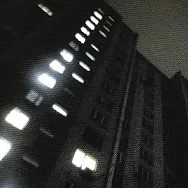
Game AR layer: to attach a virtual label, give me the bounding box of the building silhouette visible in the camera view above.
[0,0,187,188]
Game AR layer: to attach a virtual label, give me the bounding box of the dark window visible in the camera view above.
[142,118,154,133]
[142,134,153,148]
[140,149,153,165]
[138,165,152,184]
[97,95,113,111]
[90,108,108,128]
[83,127,104,150]
[102,82,115,95]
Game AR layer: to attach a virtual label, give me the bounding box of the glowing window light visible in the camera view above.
[5,107,29,130]
[22,155,39,167]
[26,90,43,106]
[98,8,104,14]
[108,16,115,22]
[85,52,95,61]
[60,49,74,62]
[52,103,68,117]
[85,20,95,30]
[38,73,56,89]
[72,149,97,171]
[79,61,90,72]
[50,60,65,74]
[91,44,100,52]
[0,138,11,161]
[90,16,99,25]
[103,25,110,32]
[72,73,84,84]
[81,27,90,36]
[75,33,86,44]
[37,4,53,16]
[99,30,107,38]
[94,11,103,20]
[106,20,112,26]
[40,127,54,138]
[69,41,79,51]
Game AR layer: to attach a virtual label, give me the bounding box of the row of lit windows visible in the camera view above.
[71,9,115,173]
[0,8,115,176]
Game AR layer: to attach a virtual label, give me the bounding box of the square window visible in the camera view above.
[5,107,30,130]
[60,49,74,62]
[72,149,97,171]
[50,60,66,74]
[0,137,11,161]
[38,73,56,89]
[26,90,43,106]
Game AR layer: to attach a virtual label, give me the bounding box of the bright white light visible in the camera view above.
[108,16,115,22]
[72,149,85,168]
[94,11,103,20]
[103,25,110,32]
[99,30,107,38]
[37,4,53,16]
[91,44,100,52]
[52,104,68,117]
[79,61,90,71]
[72,73,84,84]
[81,155,97,171]
[50,60,65,74]
[38,73,56,89]
[60,49,74,62]
[85,52,95,61]
[90,16,99,25]
[80,27,90,36]
[75,33,86,44]
[5,107,29,130]
[72,149,97,171]
[0,138,11,161]
[106,20,112,26]
[98,8,104,14]
[85,20,95,30]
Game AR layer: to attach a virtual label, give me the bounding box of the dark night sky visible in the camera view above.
[106,0,188,78]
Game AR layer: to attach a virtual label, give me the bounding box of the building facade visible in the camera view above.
[0,0,187,188]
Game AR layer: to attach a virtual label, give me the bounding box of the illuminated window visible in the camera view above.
[85,20,95,30]
[94,11,103,20]
[98,8,104,15]
[50,60,65,74]
[22,155,39,167]
[60,49,74,62]
[103,25,110,32]
[79,61,90,72]
[91,44,99,52]
[69,41,79,51]
[52,103,68,117]
[72,73,84,84]
[108,16,115,22]
[72,149,97,171]
[90,16,99,25]
[106,20,112,26]
[26,90,43,106]
[5,107,29,130]
[99,30,107,38]
[40,127,54,138]
[85,52,95,61]
[0,138,11,161]
[37,4,53,16]
[80,27,90,36]
[38,73,56,89]
[75,33,86,44]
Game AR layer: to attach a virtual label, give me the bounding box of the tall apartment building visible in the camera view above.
[0,0,186,188]
[0,0,137,187]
